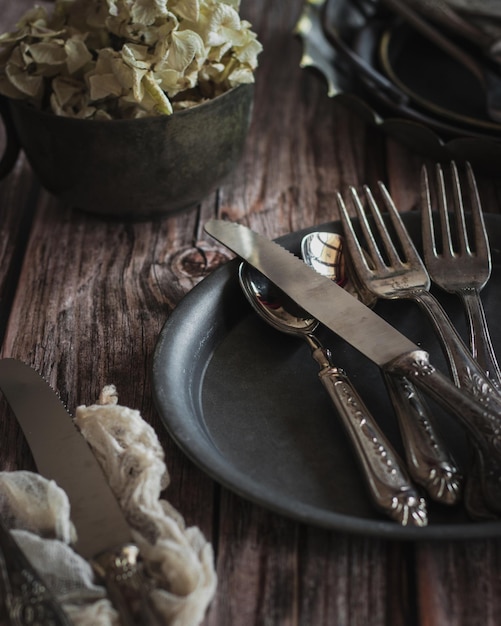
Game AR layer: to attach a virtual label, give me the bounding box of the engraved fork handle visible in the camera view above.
[409,289,501,408]
[386,349,501,515]
[0,518,72,625]
[310,345,428,527]
[408,289,501,518]
[383,373,462,505]
[459,288,501,389]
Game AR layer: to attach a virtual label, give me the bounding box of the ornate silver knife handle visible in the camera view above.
[93,545,160,626]
[0,517,72,626]
[386,349,501,515]
[384,373,463,505]
[311,346,428,527]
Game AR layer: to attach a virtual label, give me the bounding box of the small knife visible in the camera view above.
[204,219,501,513]
[0,359,159,626]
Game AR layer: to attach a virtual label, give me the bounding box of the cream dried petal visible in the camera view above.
[169,0,200,22]
[121,44,150,70]
[166,29,205,73]
[227,65,254,86]
[207,40,232,62]
[130,0,169,25]
[92,107,112,120]
[27,40,67,66]
[152,16,181,58]
[107,0,120,18]
[205,3,241,47]
[110,54,147,100]
[65,35,93,74]
[52,75,84,106]
[234,35,262,68]
[16,6,49,30]
[197,60,224,83]
[5,62,43,97]
[143,73,173,114]
[112,59,141,91]
[88,71,123,100]
[92,47,115,74]
[50,77,91,117]
[0,27,34,46]
[153,67,180,93]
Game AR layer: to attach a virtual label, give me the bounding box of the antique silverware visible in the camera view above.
[421,161,501,388]
[335,185,501,516]
[0,516,72,625]
[301,231,462,505]
[421,160,501,519]
[238,258,428,526]
[335,183,501,408]
[0,359,160,626]
[204,219,501,515]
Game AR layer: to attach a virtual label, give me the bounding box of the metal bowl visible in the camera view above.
[0,84,254,219]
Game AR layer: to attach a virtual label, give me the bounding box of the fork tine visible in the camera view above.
[435,163,455,258]
[336,190,373,274]
[348,186,391,271]
[450,161,471,256]
[376,181,426,270]
[362,184,403,268]
[465,161,491,261]
[421,165,438,261]
[337,188,386,273]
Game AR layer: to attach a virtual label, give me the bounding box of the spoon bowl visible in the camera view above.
[239,264,318,341]
[301,231,376,307]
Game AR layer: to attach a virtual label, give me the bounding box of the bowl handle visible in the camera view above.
[0,97,21,180]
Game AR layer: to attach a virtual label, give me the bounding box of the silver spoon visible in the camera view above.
[238,249,428,527]
[301,231,463,505]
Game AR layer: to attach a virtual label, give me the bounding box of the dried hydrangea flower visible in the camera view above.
[0,0,262,119]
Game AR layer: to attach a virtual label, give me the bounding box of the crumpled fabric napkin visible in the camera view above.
[0,385,217,625]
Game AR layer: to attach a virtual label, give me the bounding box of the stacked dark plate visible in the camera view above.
[300,0,501,172]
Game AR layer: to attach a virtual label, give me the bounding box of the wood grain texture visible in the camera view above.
[1,1,501,625]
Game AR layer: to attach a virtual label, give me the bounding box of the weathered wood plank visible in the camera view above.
[1,1,501,625]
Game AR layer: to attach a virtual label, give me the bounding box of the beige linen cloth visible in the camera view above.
[0,385,217,625]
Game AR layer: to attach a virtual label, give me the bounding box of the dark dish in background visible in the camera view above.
[297,0,501,173]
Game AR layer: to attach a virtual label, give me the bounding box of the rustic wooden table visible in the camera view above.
[1,1,501,624]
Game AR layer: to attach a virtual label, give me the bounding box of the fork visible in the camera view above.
[421,161,501,389]
[421,161,501,518]
[336,183,501,515]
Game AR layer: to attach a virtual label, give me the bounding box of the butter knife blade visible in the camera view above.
[204,219,501,511]
[0,358,159,626]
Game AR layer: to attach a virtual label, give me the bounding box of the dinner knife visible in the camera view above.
[204,219,501,514]
[0,358,159,626]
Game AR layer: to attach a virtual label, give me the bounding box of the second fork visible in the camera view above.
[336,182,501,515]
[337,182,501,412]
[421,161,501,389]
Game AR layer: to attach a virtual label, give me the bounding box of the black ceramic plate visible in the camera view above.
[153,213,501,539]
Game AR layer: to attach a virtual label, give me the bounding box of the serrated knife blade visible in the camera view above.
[204,219,501,513]
[0,358,159,626]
